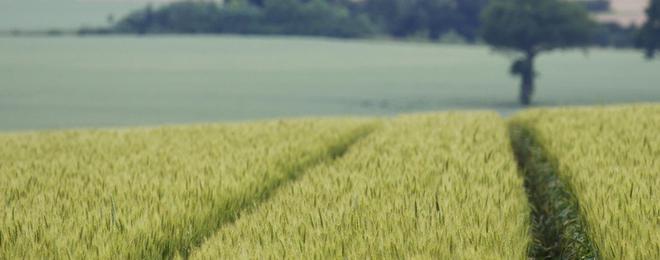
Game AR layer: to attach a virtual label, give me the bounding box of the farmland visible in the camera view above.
[191,112,530,259]
[0,119,374,258]
[512,105,660,259]
[2,1,659,258]
[2,36,660,131]
[1,104,659,259]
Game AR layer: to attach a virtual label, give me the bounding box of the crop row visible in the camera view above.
[191,112,531,259]
[0,119,374,259]
[512,105,659,259]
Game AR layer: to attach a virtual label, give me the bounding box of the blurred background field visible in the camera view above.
[1,36,659,131]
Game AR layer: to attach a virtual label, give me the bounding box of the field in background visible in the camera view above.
[1,36,659,131]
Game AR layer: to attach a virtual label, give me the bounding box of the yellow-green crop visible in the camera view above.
[512,104,660,259]
[191,112,531,259]
[0,119,374,259]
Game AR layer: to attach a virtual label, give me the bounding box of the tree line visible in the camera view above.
[107,0,373,38]
[86,0,489,41]
[82,0,644,47]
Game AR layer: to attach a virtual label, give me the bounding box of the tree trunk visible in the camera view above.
[520,52,536,106]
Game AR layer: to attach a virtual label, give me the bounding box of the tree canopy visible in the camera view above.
[360,0,487,41]
[481,0,594,54]
[82,0,639,48]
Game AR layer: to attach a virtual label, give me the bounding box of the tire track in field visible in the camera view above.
[508,123,598,259]
[176,123,380,259]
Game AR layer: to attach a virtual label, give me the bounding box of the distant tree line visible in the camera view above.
[77,0,657,54]
[77,0,644,48]
[106,0,375,38]
[77,0,484,42]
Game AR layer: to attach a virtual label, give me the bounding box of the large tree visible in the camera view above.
[637,0,660,59]
[481,0,594,105]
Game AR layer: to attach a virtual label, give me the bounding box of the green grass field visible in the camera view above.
[2,36,659,131]
[2,104,657,258]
